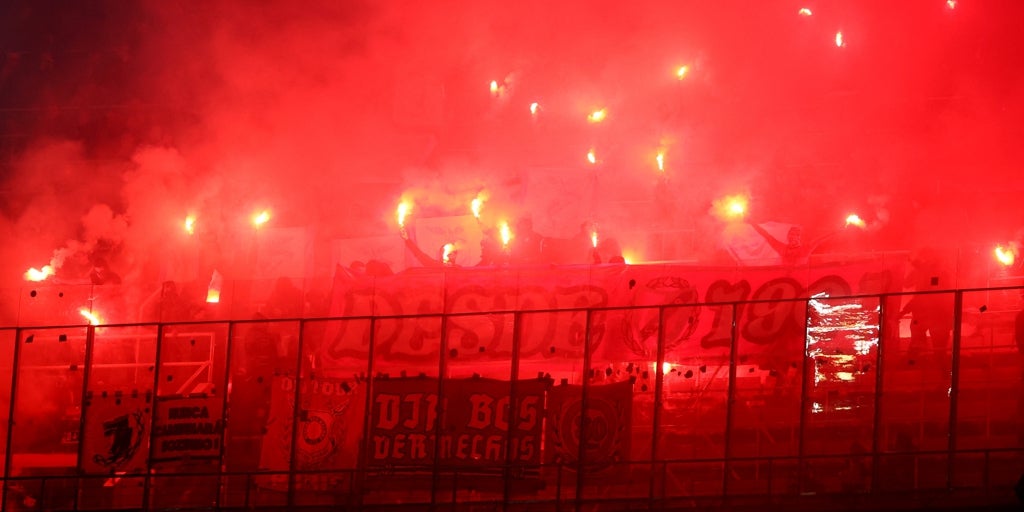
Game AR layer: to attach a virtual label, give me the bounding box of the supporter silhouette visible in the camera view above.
[746,220,838,266]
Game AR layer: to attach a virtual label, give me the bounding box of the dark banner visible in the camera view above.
[151,395,224,464]
[80,390,151,475]
[546,380,632,475]
[369,377,548,472]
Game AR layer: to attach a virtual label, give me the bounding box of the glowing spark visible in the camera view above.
[252,210,271,228]
[946,0,956,8]
[656,152,665,172]
[24,265,54,282]
[184,215,196,235]
[396,201,412,228]
[587,109,607,123]
[529,102,539,115]
[442,243,456,265]
[798,7,813,16]
[587,149,597,164]
[676,65,689,79]
[995,245,1016,266]
[80,308,101,326]
[835,31,845,47]
[499,221,512,248]
[845,214,866,228]
[591,229,599,248]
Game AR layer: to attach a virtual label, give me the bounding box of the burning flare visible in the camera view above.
[591,229,599,249]
[25,265,54,282]
[845,214,866,228]
[798,7,813,16]
[184,215,196,235]
[471,193,487,220]
[499,221,512,248]
[80,308,101,326]
[656,152,665,172]
[529,102,539,115]
[587,149,597,165]
[587,108,607,123]
[396,200,412,228]
[946,0,956,9]
[711,194,748,221]
[995,245,1016,267]
[489,80,499,95]
[676,65,689,79]
[442,243,456,265]
[252,210,271,228]
[207,270,223,304]
[835,31,845,47]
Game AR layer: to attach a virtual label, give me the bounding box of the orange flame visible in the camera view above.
[675,65,689,79]
[471,193,487,220]
[591,229,598,249]
[995,245,1016,267]
[652,361,672,374]
[396,200,412,228]
[206,270,222,303]
[80,308,101,326]
[499,221,512,248]
[835,31,844,47]
[252,210,271,228]
[798,7,813,16]
[587,108,607,123]
[845,214,866,228]
[184,215,196,235]
[656,152,665,172]
[24,265,54,282]
[442,243,456,265]
[529,102,539,115]
[587,149,597,165]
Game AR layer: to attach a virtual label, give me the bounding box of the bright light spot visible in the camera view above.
[184,215,196,235]
[995,245,1016,266]
[252,210,271,228]
[207,270,222,303]
[206,289,221,304]
[591,229,599,248]
[80,308,101,326]
[711,194,749,221]
[651,361,672,374]
[812,402,823,414]
[471,194,486,219]
[620,249,638,264]
[656,152,665,172]
[489,80,499,95]
[499,221,512,247]
[947,0,956,8]
[24,265,54,282]
[442,243,456,265]
[835,31,845,47]
[675,65,689,79]
[529,102,539,115]
[845,213,866,228]
[587,108,607,123]
[798,7,813,16]
[396,200,412,228]
[587,149,597,164]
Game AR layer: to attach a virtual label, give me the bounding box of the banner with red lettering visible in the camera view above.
[545,381,632,476]
[259,375,363,492]
[320,258,904,373]
[369,377,548,475]
[151,395,224,464]
[80,390,151,475]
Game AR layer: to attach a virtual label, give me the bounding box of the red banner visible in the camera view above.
[369,377,548,472]
[545,381,632,475]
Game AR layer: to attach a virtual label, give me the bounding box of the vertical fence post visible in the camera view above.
[214,322,234,509]
[946,291,964,489]
[574,309,593,512]
[871,294,887,493]
[141,323,164,510]
[2,328,26,512]
[649,307,666,510]
[357,317,377,510]
[286,320,306,507]
[722,304,740,497]
[503,311,523,512]
[73,324,97,510]
[431,312,449,511]
[797,299,812,493]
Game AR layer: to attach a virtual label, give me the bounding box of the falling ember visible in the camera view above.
[499,221,512,248]
[587,149,597,164]
[845,214,866,228]
[80,308,101,326]
[529,102,539,115]
[587,108,607,123]
[656,152,665,172]
[835,31,844,47]
[184,215,196,235]
[442,243,456,265]
[396,201,412,228]
[675,65,689,79]
[798,7,813,16]
[995,245,1016,267]
[252,210,271,228]
[24,265,54,282]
